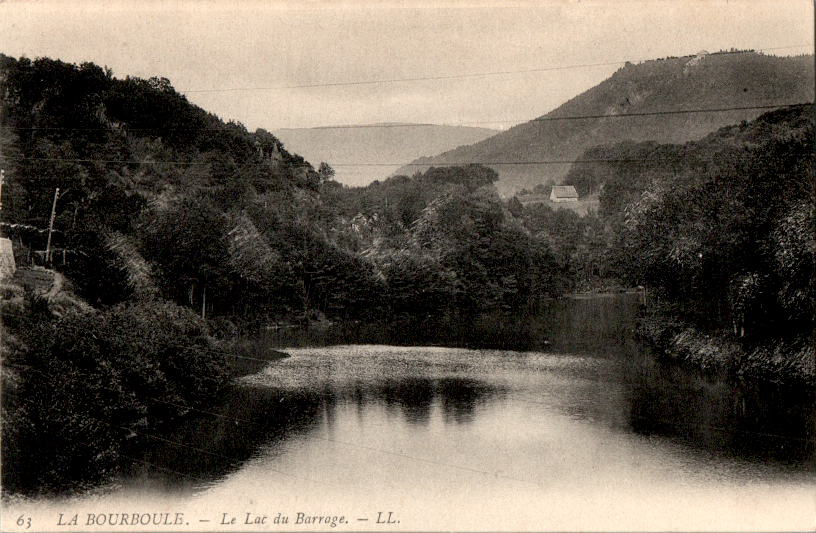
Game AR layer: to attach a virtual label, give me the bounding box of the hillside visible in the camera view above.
[1,54,574,493]
[600,103,814,382]
[2,54,813,496]
[274,123,497,186]
[397,51,814,195]
[571,103,814,226]
[0,55,566,325]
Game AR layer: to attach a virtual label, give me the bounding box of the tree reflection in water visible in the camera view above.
[128,295,814,492]
[135,375,504,489]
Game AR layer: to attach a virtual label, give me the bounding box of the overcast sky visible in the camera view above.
[1,1,812,130]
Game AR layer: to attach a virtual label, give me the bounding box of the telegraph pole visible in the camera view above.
[0,169,5,237]
[45,187,59,265]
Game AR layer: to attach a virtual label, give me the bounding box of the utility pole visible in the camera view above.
[45,187,59,266]
[0,169,5,237]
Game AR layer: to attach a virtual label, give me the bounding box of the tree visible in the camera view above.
[318,162,336,183]
[507,196,524,217]
[140,196,230,315]
[4,300,228,493]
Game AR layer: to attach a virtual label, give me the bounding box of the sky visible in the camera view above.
[0,0,813,131]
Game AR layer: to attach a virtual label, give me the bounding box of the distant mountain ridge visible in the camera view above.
[396,51,814,195]
[274,122,497,187]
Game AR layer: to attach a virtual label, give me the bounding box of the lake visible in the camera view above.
[5,295,814,531]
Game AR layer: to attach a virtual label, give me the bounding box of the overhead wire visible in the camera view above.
[0,311,289,364]
[2,102,811,132]
[1,148,811,172]
[8,359,811,492]
[10,369,545,488]
[175,45,812,93]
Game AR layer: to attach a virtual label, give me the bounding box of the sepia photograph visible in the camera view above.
[0,0,813,531]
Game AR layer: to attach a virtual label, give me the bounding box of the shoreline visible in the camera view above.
[636,314,815,389]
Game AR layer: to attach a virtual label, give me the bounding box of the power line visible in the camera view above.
[107,424,350,489]
[16,362,813,489]
[0,312,291,364]
[188,59,629,92]
[267,100,807,128]
[326,159,651,168]
[144,397,546,487]
[177,45,812,93]
[14,395,327,487]
[75,439,212,484]
[2,101,811,132]
[2,149,811,172]
[473,102,813,125]
[12,368,545,488]
[18,398,217,484]
[173,342,290,365]
[0,155,653,167]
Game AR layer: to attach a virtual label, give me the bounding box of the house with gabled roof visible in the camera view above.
[549,185,579,203]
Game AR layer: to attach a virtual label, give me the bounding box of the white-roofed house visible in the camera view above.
[549,185,579,203]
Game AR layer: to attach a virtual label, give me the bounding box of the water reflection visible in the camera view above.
[355,377,502,425]
[378,378,437,425]
[252,294,640,353]
[131,385,326,491]
[136,375,504,488]
[128,294,814,494]
[438,378,498,424]
[628,352,816,466]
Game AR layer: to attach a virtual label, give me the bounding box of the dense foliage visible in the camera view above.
[1,300,229,493]
[321,165,568,314]
[1,55,567,325]
[0,55,573,494]
[563,105,814,346]
[2,53,811,495]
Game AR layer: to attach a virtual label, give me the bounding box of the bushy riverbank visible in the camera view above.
[0,278,239,495]
[637,314,815,387]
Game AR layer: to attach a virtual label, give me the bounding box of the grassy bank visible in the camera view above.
[637,314,815,388]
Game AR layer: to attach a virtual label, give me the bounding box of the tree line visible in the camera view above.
[2,55,810,494]
[0,56,570,493]
[557,104,814,355]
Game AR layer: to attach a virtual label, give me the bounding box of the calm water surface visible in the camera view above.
[8,295,815,531]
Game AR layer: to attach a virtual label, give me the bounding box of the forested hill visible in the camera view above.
[397,51,814,195]
[0,54,319,213]
[274,123,497,187]
[566,103,814,225]
[585,104,814,378]
[0,55,567,327]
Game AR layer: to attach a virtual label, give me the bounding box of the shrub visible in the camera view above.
[2,300,229,494]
